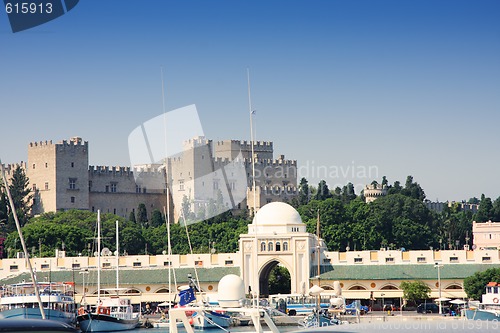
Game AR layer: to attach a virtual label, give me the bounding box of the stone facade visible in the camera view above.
[364,183,388,203]
[473,220,500,250]
[16,136,295,219]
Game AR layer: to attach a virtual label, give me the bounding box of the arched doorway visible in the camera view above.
[259,260,291,297]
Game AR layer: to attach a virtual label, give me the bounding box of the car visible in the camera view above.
[416,303,439,313]
[345,301,369,315]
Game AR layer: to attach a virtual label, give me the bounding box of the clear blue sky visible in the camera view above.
[1,0,499,202]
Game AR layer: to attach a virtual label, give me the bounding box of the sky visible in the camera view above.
[0,0,499,202]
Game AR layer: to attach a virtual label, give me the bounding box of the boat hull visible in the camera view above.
[192,311,231,329]
[77,313,139,332]
[0,308,75,324]
[464,309,500,321]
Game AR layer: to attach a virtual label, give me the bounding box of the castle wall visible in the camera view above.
[214,140,273,160]
[53,137,89,211]
[89,192,167,219]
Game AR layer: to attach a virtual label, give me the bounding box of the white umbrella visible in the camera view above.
[449,299,467,305]
[435,297,451,302]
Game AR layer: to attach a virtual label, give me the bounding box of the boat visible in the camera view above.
[299,211,343,328]
[76,213,140,332]
[464,281,500,321]
[192,310,231,329]
[0,318,78,333]
[0,281,76,324]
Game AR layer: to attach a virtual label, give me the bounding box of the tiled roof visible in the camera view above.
[0,267,241,286]
[317,264,500,280]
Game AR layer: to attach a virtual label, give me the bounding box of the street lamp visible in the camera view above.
[434,263,443,314]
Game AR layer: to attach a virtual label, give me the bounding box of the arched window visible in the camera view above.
[268,242,274,251]
[260,242,266,251]
[276,242,281,251]
[283,242,289,251]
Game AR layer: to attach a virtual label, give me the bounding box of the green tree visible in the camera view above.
[464,268,500,300]
[128,211,136,223]
[475,194,493,222]
[400,281,431,305]
[314,180,332,201]
[137,203,148,227]
[150,209,164,228]
[7,165,33,228]
[268,265,291,295]
[298,177,309,205]
[401,175,426,201]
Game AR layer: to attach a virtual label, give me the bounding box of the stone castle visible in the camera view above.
[7,136,297,220]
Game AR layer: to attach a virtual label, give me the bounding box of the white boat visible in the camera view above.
[77,212,139,332]
[464,281,500,321]
[192,310,231,329]
[0,282,76,324]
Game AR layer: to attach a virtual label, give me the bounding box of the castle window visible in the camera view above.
[32,184,36,191]
[213,181,219,190]
[179,180,184,191]
[69,178,77,190]
[136,185,140,193]
[231,182,236,190]
[110,183,117,193]
[268,242,274,251]
[71,162,74,168]
[89,181,92,191]
[32,163,35,169]
[45,162,48,168]
[283,242,288,251]
[143,188,147,193]
[105,185,109,192]
[260,242,266,251]
[45,182,49,190]
[70,197,75,203]
[276,242,281,251]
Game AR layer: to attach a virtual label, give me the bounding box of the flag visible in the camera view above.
[178,287,196,306]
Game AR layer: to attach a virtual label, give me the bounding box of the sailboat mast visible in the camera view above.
[97,210,101,304]
[116,220,119,291]
[247,68,257,214]
[316,209,321,311]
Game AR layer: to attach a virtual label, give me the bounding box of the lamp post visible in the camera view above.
[434,263,443,314]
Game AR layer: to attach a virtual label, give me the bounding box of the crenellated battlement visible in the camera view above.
[2,162,27,176]
[247,184,298,195]
[242,157,297,167]
[29,137,88,149]
[89,165,134,176]
[215,139,273,150]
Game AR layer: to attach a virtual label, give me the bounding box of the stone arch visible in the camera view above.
[445,284,463,290]
[259,258,292,297]
[380,284,399,290]
[155,288,170,293]
[348,285,367,290]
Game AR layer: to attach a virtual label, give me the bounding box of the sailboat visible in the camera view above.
[76,212,139,332]
[300,210,340,328]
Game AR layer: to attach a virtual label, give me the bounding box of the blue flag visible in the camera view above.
[178,287,196,306]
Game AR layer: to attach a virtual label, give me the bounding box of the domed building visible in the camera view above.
[239,202,327,296]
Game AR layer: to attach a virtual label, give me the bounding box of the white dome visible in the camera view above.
[252,202,303,226]
[218,274,245,308]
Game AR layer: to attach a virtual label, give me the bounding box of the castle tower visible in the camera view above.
[28,137,89,214]
[364,183,388,203]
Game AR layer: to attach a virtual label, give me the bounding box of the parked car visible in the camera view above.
[417,303,439,313]
[345,301,369,315]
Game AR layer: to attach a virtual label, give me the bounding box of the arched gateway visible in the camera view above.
[239,202,326,297]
